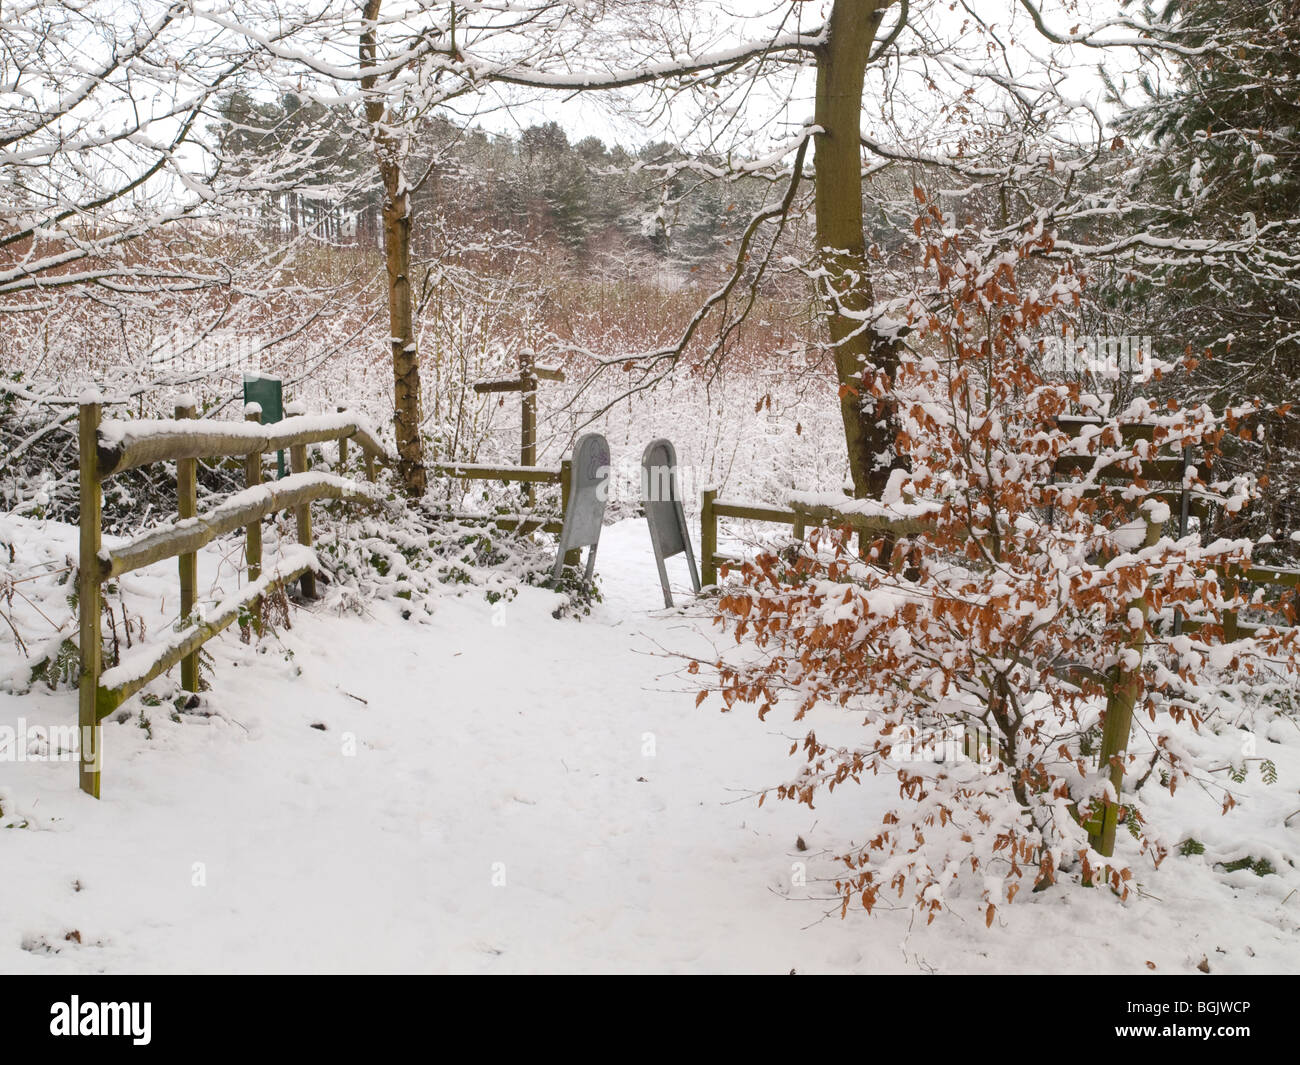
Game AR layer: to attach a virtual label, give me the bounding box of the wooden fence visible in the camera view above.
[699,491,938,586]
[429,460,572,536]
[77,400,392,798]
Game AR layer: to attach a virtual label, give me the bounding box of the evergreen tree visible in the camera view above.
[1111,0,1300,539]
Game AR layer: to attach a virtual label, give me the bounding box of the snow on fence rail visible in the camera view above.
[97,546,317,706]
[700,418,1255,593]
[698,490,940,586]
[76,398,394,799]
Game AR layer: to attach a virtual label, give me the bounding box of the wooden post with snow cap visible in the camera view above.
[78,398,103,798]
[175,401,200,693]
[1089,502,1165,861]
[244,403,264,634]
[285,400,316,599]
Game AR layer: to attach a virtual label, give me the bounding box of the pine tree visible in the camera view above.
[1111,0,1300,540]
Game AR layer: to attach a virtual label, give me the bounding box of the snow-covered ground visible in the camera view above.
[2,514,1298,974]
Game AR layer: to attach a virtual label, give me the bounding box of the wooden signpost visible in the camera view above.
[473,350,565,506]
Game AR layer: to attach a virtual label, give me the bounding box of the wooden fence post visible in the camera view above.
[701,487,718,586]
[175,403,199,692]
[559,457,580,567]
[1089,513,1163,859]
[290,441,316,598]
[1222,565,1241,643]
[244,407,264,634]
[78,401,103,798]
[364,447,376,483]
[337,406,349,472]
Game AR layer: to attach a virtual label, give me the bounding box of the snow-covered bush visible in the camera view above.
[312,505,592,621]
[699,223,1300,924]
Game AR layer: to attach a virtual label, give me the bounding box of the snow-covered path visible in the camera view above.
[2,519,1298,973]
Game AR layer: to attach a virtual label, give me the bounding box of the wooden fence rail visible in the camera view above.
[77,401,393,798]
[699,493,936,585]
[430,459,573,537]
[700,490,1298,624]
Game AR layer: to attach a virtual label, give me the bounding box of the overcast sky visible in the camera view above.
[457,1,1135,154]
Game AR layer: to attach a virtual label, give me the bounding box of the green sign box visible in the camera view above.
[242,373,286,478]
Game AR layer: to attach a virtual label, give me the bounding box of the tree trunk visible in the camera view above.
[361,0,427,497]
[379,160,427,496]
[813,0,904,500]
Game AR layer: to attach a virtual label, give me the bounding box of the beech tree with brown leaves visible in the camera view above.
[699,212,1300,925]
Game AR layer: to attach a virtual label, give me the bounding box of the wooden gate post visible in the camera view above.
[78,401,103,798]
[290,441,316,598]
[244,406,264,634]
[521,387,536,471]
[559,457,580,567]
[701,487,718,586]
[521,353,537,509]
[337,406,349,472]
[175,403,199,692]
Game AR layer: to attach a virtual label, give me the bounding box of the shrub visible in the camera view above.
[699,223,1299,924]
